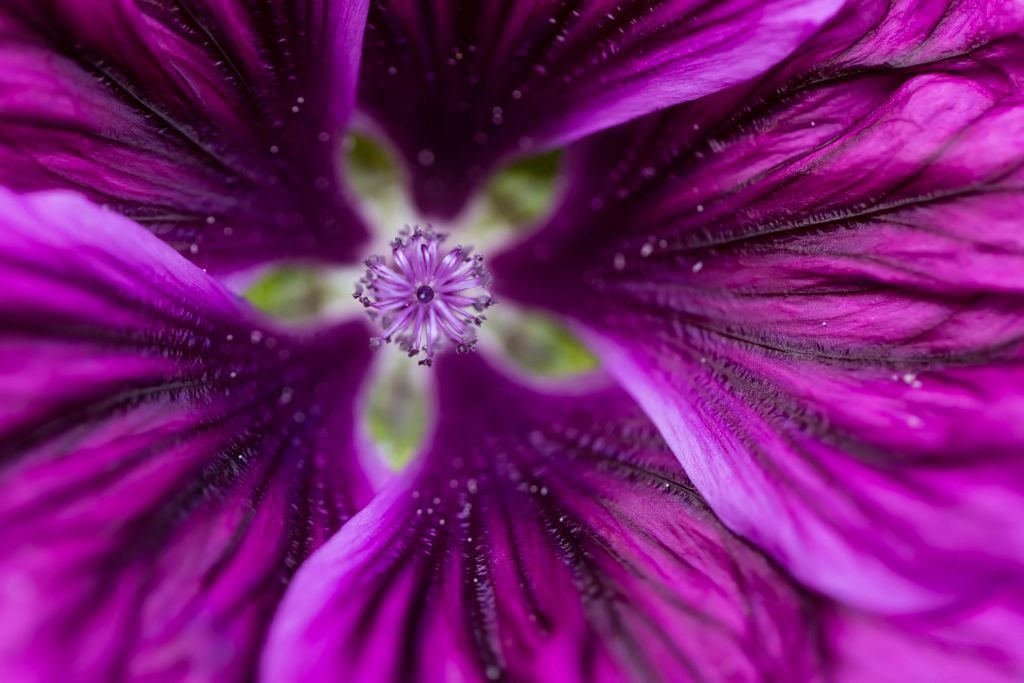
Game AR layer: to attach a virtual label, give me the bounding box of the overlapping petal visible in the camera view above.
[0,0,371,271]
[0,190,376,682]
[494,17,1024,611]
[263,353,820,683]
[358,0,843,217]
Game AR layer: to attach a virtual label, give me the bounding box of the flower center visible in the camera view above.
[355,226,494,366]
[415,285,435,303]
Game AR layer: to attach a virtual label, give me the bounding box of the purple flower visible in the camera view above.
[2,1,1024,682]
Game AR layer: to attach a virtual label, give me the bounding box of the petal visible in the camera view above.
[826,589,1024,682]
[263,353,820,683]
[0,0,371,271]
[0,189,376,682]
[358,0,843,217]
[494,32,1024,612]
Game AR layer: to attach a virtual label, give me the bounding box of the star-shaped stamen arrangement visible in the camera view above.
[355,226,494,366]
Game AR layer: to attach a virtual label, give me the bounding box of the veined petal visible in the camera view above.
[0,0,371,271]
[0,190,376,682]
[263,353,820,683]
[494,28,1024,611]
[358,0,843,217]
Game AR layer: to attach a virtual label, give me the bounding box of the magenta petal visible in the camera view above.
[0,0,371,271]
[494,29,1024,611]
[826,589,1024,682]
[0,190,375,682]
[263,353,820,682]
[359,0,843,217]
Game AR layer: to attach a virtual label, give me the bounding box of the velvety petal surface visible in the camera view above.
[264,353,821,683]
[0,0,370,271]
[826,588,1024,682]
[494,14,1024,612]
[358,0,843,217]
[0,190,376,682]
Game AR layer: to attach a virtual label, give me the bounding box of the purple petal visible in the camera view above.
[358,0,843,217]
[493,31,1024,611]
[0,189,376,682]
[826,589,1024,682]
[263,353,819,682]
[0,0,371,271]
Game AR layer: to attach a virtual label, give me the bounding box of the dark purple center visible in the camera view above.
[416,285,435,303]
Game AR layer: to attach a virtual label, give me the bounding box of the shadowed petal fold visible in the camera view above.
[494,16,1024,612]
[264,353,821,683]
[358,0,843,217]
[0,0,370,271]
[0,190,376,682]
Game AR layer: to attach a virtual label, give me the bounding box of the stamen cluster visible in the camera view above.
[355,226,494,366]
